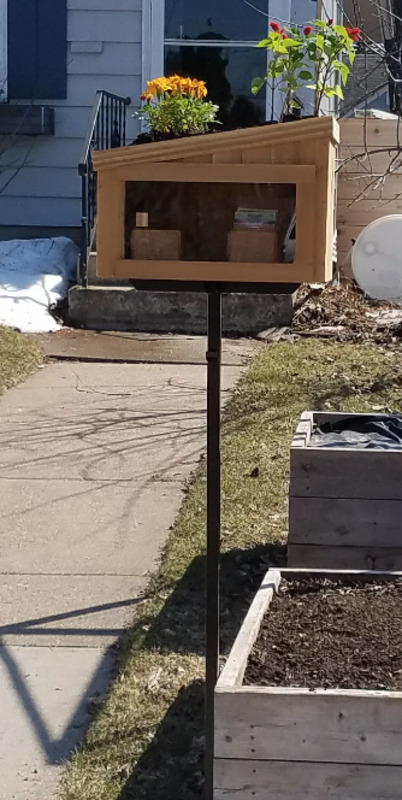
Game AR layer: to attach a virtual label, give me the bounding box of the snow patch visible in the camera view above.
[0,237,78,333]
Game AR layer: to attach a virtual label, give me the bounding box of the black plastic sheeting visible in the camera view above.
[310,415,402,450]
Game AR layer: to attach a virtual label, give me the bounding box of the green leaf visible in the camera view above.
[316,34,325,51]
[333,83,345,99]
[256,38,271,48]
[298,70,314,80]
[282,38,301,48]
[251,76,265,96]
[312,19,327,29]
[324,84,344,99]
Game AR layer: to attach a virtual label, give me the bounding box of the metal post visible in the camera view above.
[205,287,222,800]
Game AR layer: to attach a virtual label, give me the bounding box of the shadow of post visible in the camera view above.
[117,542,287,799]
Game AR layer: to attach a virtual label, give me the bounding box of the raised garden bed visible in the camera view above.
[215,569,402,800]
[288,411,402,570]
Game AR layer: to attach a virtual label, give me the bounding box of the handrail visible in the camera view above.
[78,90,131,286]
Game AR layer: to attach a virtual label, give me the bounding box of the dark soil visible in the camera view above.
[245,577,402,691]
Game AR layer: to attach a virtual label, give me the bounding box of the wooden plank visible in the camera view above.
[96,173,125,278]
[337,197,402,217]
[212,149,243,163]
[114,259,312,283]
[310,138,336,282]
[340,117,402,148]
[214,759,402,800]
[338,207,402,228]
[288,544,402,571]
[290,448,402,500]
[217,570,281,689]
[215,687,402,764]
[114,163,315,184]
[289,496,402,548]
[93,116,339,170]
[340,148,401,175]
[337,173,402,201]
[241,146,272,165]
[337,226,364,252]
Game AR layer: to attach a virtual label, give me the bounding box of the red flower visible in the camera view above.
[270,21,281,32]
[282,32,289,39]
[346,26,361,42]
[304,26,313,35]
[328,18,333,25]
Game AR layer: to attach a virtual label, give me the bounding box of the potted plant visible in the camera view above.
[252,19,360,120]
[134,74,220,143]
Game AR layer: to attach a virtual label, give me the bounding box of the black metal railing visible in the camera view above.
[78,91,131,286]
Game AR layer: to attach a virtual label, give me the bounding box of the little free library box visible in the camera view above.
[93,116,339,284]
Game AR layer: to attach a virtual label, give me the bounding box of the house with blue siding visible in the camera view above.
[0,0,335,242]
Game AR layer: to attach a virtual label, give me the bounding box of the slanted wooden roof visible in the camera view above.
[93,115,340,171]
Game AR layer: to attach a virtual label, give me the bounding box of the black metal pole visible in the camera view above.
[205,287,222,800]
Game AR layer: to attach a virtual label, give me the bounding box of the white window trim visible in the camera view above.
[0,0,8,102]
[142,0,165,88]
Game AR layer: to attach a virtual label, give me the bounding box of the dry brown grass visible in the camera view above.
[0,326,42,395]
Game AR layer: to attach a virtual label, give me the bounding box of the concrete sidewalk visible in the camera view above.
[0,337,256,800]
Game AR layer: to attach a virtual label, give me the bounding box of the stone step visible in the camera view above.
[68,285,295,335]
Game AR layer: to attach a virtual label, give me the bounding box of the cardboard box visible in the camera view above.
[130,229,181,260]
[227,230,279,263]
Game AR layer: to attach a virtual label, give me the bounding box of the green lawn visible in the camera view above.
[0,326,42,396]
[61,339,402,800]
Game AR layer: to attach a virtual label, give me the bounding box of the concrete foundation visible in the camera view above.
[68,286,295,335]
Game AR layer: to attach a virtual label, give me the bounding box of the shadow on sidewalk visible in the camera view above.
[0,595,144,765]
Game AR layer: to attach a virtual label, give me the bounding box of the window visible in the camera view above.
[7,0,67,100]
[164,0,271,128]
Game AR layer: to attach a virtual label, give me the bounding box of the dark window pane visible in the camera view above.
[165,45,267,129]
[165,0,268,42]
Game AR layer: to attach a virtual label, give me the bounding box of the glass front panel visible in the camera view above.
[164,45,267,128]
[165,0,269,42]
[125,182,296,265]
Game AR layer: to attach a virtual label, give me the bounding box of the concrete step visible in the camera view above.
[68,285,295,335]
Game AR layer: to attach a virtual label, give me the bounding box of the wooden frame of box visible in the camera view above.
[215,567,402,800]
[288,411,402,570]
[93,116,339,284]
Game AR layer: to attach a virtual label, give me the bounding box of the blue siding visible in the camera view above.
[8,0,67,100]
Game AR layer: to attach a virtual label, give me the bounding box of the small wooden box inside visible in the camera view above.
[227,230,278,262]
[288,411,402,570]
[130,229,181,260]
[215,567,402,800]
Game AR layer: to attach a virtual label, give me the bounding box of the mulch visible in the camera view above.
[245,577,402,691]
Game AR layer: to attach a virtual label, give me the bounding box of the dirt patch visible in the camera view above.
[245,577,402,690]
